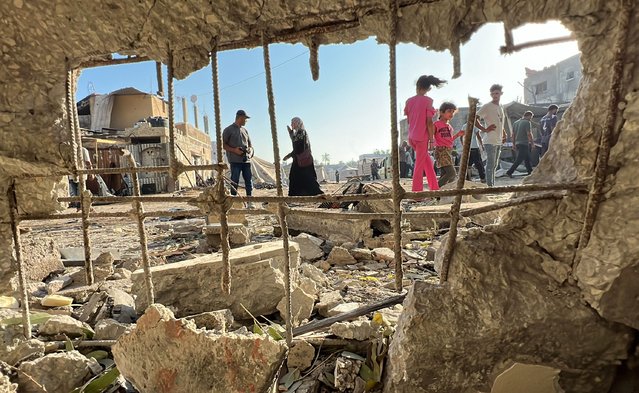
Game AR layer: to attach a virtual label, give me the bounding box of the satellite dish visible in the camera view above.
[190,95,198,103]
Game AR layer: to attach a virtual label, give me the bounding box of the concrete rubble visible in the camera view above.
[132,240,300,318]
[112,304,287,393]
[184,309,234,332]
[18,351,98,393]
[0,0,638,391]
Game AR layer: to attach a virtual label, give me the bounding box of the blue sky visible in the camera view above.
[77,21,579,164]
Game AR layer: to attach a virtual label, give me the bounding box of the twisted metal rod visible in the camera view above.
[387,0,405,292]
[574,0,633,269]
[167,51,180,191]
[439,97,479,283]
[127,154,155,305]
[262,32,294,345]
[7,183,31,339]
[56,181,586,205]
[211,41,233,295]
[70,69,95,285]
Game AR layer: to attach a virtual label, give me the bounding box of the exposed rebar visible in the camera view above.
[127,154,155,305]
[574,0,633,269]
[387,0,405,292]
[210,40,233,295]
[7,183,31,339]
[439,96,479,283]
[167,51,180,191]
[263,32,294,345]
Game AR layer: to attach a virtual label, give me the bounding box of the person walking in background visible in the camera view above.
[404,75,446,193]
[335,170,340,183]
[433,102,464,187]
[462,120,486,183]
[399,140,409,178]
[506,111,535,177]
[283,117,323,196]
[223,110,254,202]
[540,104,558,156]
[475,84,507,187]
[370,159,380,180]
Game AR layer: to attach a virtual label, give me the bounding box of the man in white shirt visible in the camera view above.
[475,84,508,187]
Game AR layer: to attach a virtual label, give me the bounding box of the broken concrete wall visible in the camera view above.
[0,0,637,391]
[113,304,287,393]
[132,240,299,318]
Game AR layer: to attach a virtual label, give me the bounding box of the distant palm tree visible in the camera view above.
[321,153,330,165]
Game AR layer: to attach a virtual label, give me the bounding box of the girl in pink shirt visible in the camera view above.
[433,102,464,187]
[404,75,446,194]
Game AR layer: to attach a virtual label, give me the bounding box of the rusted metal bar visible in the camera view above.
[7,183,31,339]
[262,33,294,345]
[500,34,575,55]
[439,97,479,283]
[70,70,95,286]
[387,0,405,292]
[167,51,179,191]
[56,182,585,205]
[459,192,567,218]
[293,293,406,336]
[210,41,233,295]
[155,61,164,97]
[575,0,632,267]
[127,155,155,305]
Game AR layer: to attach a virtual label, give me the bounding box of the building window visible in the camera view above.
[566,70,575,80]
[534,81,547,95]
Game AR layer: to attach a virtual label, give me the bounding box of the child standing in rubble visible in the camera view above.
[433,102,464,187]
[404,75,446,195]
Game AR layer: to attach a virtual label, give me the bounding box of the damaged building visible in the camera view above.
[0,0,638,393]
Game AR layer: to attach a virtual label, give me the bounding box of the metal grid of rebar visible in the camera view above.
[6,5,622,340]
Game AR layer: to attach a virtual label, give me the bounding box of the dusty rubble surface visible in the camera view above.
[1,0,639,392]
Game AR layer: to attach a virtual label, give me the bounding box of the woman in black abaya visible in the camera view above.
[283,117,324,196]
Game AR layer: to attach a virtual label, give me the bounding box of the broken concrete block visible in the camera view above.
[0,296,18,309]
[314,260,331,272]
[18,350,96,393]
[113,304,287,393]
[46,275,73,294]
[350,248,373,261]
[372,247,395,263]
[299,277,319,299]
[39,315,94,338]
[0,338,45,366]
[109,267,132,280]
[330,320,376,341]
[326,302,360,317]
[300,264,329,287]
[202,223,250,249]
[132,240,300,318]
[277,287,315,326]
[68,251,115,285]
[94,318,131,340]
[317,291,343,317]
[288,340,315,371]
[287,210,372,243]
[21,237,64,282]
[292,233,325,261]
[184,309,234,331]
[327,246,358,266]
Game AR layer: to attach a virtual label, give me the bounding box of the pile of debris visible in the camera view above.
[0,201,446,392]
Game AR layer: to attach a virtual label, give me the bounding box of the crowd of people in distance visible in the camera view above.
[219,75,560,206]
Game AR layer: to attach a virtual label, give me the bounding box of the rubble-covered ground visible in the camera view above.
[0,177,522,392]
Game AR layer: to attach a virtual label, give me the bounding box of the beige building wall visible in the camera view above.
[110,94,167,130]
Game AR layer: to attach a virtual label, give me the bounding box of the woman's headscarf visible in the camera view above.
[291,117,305,131]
